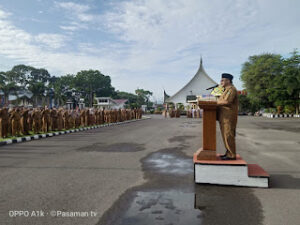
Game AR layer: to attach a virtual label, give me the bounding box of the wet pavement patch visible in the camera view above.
[97,147,200,225]
[77,142,145,152]
[98,142,263,225]
[144,151,193,175]
[118,191,202,225]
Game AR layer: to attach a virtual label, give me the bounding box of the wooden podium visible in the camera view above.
[196,100,217,160]
[193,100,270,187]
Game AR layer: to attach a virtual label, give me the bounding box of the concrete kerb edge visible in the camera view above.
[262,113,300,118]
[0,116,151,147]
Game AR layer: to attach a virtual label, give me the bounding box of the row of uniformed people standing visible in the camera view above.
[163,109,201,118]
[0,107,143,138]
[166,109,181,118]
[186,109,202,118]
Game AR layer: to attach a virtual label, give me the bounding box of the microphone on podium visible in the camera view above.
[206,84,219,90]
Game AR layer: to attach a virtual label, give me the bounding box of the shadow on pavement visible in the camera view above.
[270,174,300,189]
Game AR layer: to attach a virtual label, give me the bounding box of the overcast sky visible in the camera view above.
[0,0,299,102]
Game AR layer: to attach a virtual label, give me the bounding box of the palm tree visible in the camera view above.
[28,81,46,107]
[25,68,51,107]
[48,75,73,107]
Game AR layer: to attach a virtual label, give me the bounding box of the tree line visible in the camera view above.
[0,65,153,109]
[240,49,300,114]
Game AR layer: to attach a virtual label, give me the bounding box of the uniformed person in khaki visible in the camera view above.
[32,108,42,134]
[10,107,22,136]
[50,108,58,131]
[80,109,86,127]
[0,107,9,138]
[217,73,238,160]
[21,107,30,135]
[85,109,89,126]
[57,108,63,130]
[63,110,70,130]
[75,109,81,128]
[41,107,51,133]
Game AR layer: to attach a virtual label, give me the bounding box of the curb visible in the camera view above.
[262,113,300,118]
[0,116,151,147]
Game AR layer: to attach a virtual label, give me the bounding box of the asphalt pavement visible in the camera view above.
[0,115,299,225]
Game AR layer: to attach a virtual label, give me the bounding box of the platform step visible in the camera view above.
[194,154,269,188]
[248,164,270,178]
[194,153,246,165]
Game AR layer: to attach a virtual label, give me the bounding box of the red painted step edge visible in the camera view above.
[193,153,247,165]
[248,164,270,178]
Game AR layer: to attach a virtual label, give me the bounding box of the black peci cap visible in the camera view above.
[222,73,233,81]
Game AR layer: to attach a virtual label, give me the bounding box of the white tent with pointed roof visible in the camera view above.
[165,57,217,107]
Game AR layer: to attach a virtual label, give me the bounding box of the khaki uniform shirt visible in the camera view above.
[217,85,238,125]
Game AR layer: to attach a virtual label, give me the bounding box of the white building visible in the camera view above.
[94,97,128,109]
[165,58,217,108]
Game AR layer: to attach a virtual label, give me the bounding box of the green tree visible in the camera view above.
[73,70,114,107]
[0,69,24,105]
[282,49,300,114]
[94,76,115,97]
[238,94,260,113]
[9,65,51,106]
[135,88,153,108]
[176,103,185,110]
[266,50,300,114]
[238,95,250,112]
[240,53,283,109]
[49,75,75,106]
[28,68,51,106]
[113,91,138,108]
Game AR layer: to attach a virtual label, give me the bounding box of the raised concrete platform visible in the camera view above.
[193,153,269,188]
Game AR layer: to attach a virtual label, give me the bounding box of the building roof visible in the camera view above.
[95,97,112,100]
[113,99,128,105]
[166,57,217,104]
[163,90,170,103]
[94,97,128,106]
[0,90,33,101]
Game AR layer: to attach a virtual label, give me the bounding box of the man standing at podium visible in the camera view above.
[217,73,238,160]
